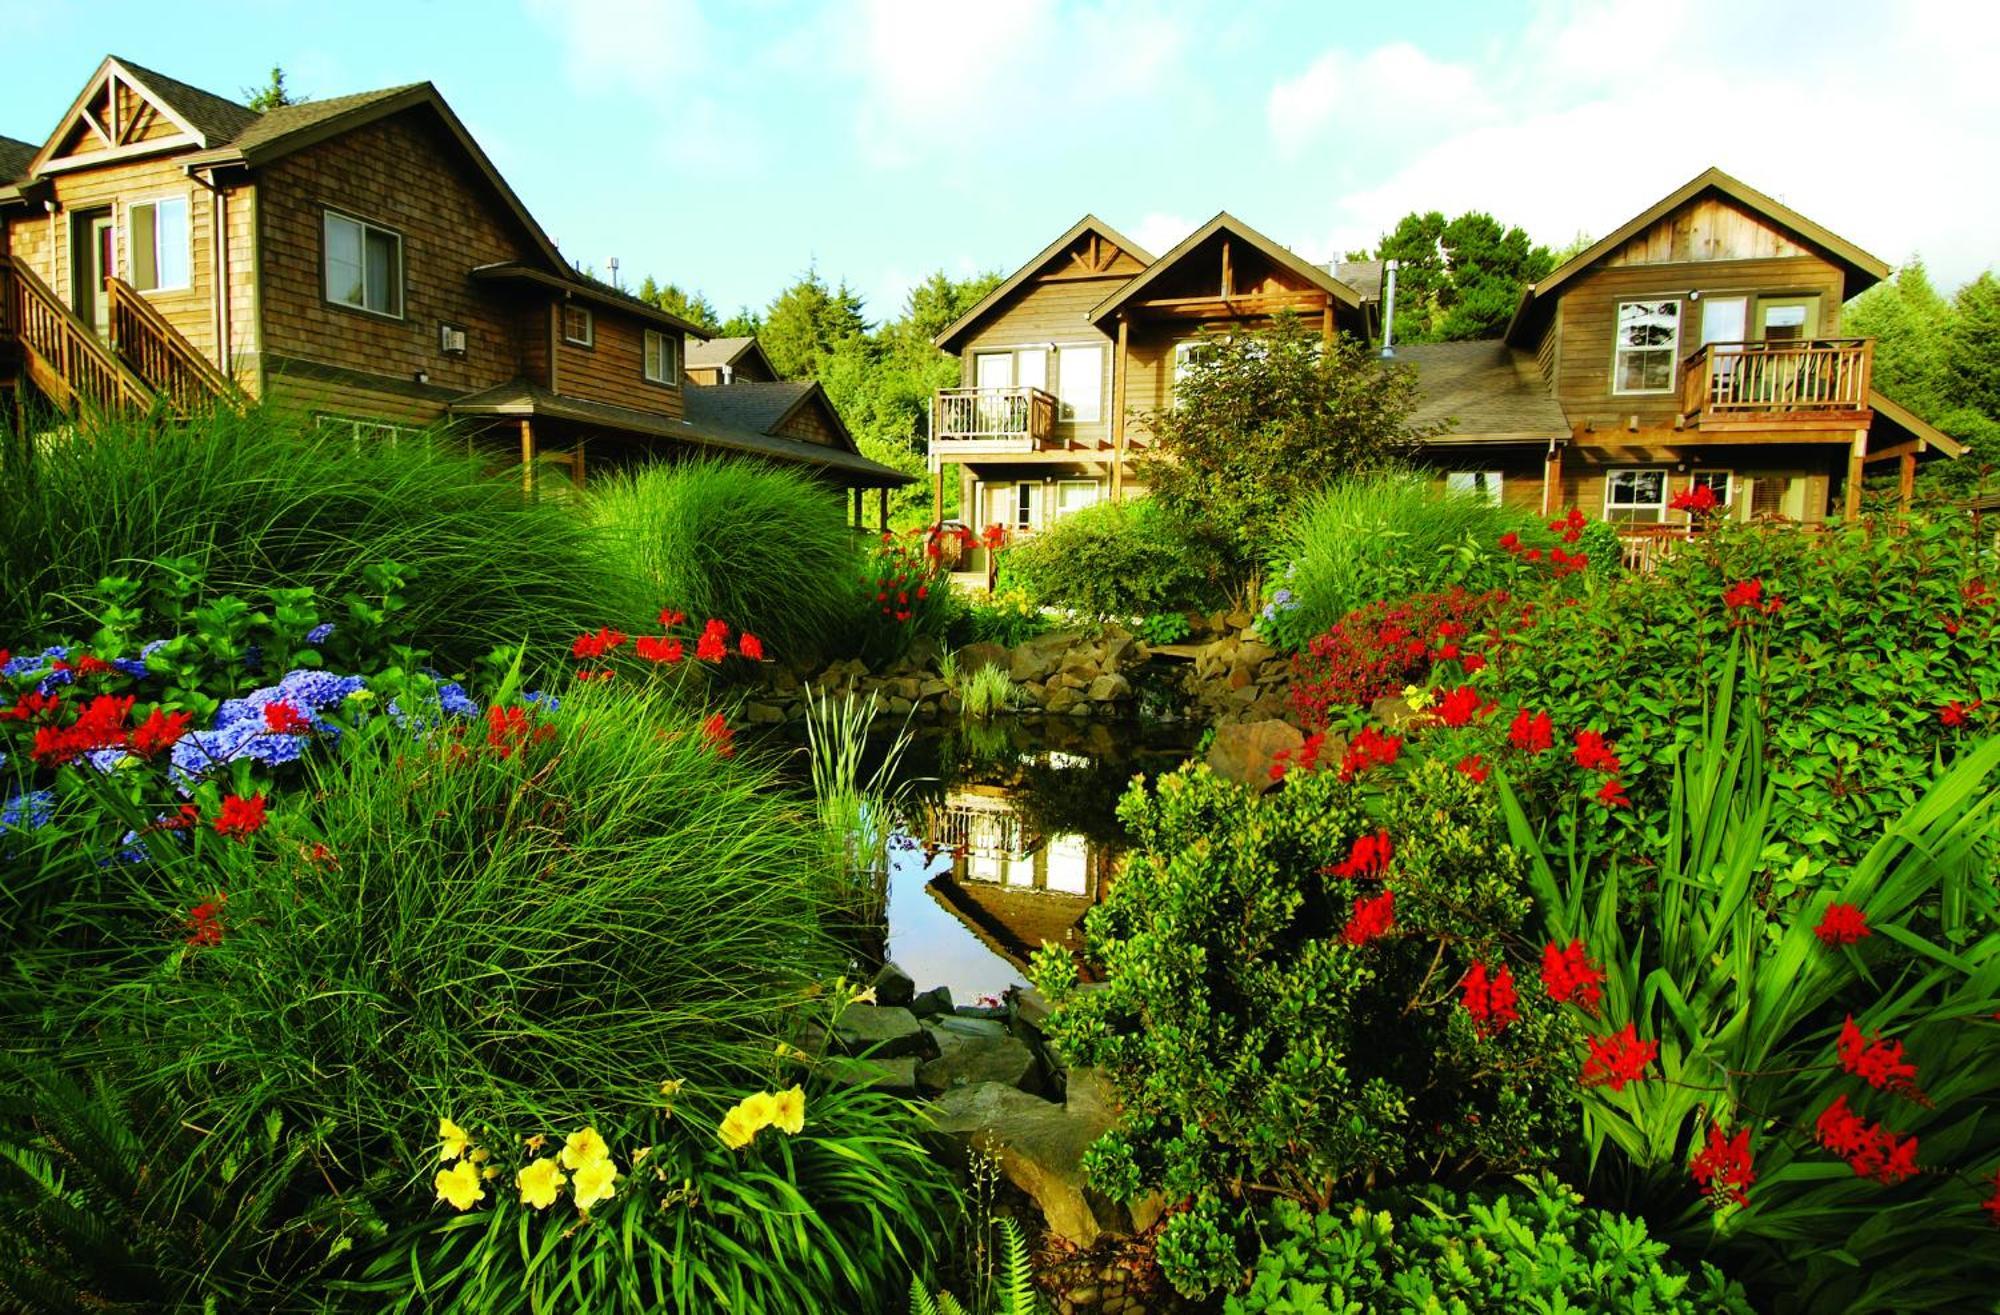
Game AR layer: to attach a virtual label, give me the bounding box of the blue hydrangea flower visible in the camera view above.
[437,682,478,718]
[113,656,151,678]
[36,667,75,696]
[2,646,66,679]
[306,622,336,645]
[523,690,560,713]
[276,670,366,712]
[84,748,135,774]
[1273,588,1294,607]
[141,639,171,660]
[1,790,55,831]
[243,645,264,673]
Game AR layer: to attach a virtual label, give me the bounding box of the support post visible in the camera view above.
[933,462,945,526]
[1843,430,1867,522]
[877,485,889,534]
[851,485,862,529]
[518,418,536,498]
[1898,450,1916,512]
[1110,313,1129,502]
[1321,302,1333,345]
[1542,442,1564,518]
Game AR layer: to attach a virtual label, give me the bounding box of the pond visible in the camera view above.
[768,716,1203,1002]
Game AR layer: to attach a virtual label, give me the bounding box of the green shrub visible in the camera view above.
[1227,1175,1754,1314]
[955,586,1051,648]
[850,527,960,663]
[958,663,1016,720]
[1002,499,1225,619]
[592,457,859,662]
[0,406,641,671]
[1258,473,1545,652]
[1032,759,1580,1297]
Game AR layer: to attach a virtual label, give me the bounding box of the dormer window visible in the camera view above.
[1612,299,1680,394]
[563,305,594,347]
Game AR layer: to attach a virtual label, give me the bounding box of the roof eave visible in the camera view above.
[933,213,1155,353]
[1085,211,1362,328]
[470,263,708,337]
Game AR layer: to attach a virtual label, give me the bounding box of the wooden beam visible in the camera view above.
[1843,429,1867,522]
[518,419,536,498]
[1321,302,1333,345]
[1110,314,1129,502]
[547,303,561,395]
[1899,450,1916,511]
[851,485,862,529]
[1220,238,1233,299]
[1542,443,1564,518]
[1862,438,1924,464]
[933,462,944,527]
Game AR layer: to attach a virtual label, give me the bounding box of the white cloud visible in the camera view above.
[525,0,712,92]
[1267,41,1490,158]
[1130,211,1196,258]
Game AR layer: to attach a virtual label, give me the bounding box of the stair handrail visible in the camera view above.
[5,259,155,414]
[106,275,234,410]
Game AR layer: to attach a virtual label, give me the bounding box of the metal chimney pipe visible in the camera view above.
[1379,259,1398,359]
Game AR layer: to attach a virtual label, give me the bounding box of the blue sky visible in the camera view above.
[5,0,1995,323]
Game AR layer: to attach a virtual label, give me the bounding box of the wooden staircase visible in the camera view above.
[0,255,232,419]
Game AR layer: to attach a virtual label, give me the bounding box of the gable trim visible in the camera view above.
[1086,211,1360,326]
[27,56,208,177]
[933,214,1154,353]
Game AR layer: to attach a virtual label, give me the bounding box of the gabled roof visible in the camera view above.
[0,135,34,186]
[683,378,846,443]
[686,335,775,376]
[470,262,709,336]
[108,56,261,143]
[1868,391,1967,460]
[1331,258,1385,302]
[1505,167,1892,345]
[933,214,1153,353]
[1391,340,1569,444]
[1087,211,1363,328]
[22,55,258,177]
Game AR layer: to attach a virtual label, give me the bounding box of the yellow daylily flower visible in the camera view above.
[438,1117,470,1162]
[434,1158,485,1211]
[1402,684,1434,712]
[719,1106,761,1150]
[774,1041,811,1062]
[738,1091,777,1129]
[571,1155,619,1213]
[851,986,879,1006]
[469,1146,489,1164]
[560,1126,610,1172]
[659,1078,686,1099]
[516,1156,567,1209]
[770,1086,806,1136]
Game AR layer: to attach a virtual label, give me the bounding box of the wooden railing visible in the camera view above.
[2,257,154,414]
[923,793,1041,863]
[1616,523,1697,573]
[108,276,232,412]
[1681,338,1873,421]
[934,386,1059,448]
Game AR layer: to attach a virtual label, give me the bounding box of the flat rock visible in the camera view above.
[910,985,954,1018]
[1086,673,1130,702]
[1044,686,1083,715]
[832,1003,928,1058]
[871,961,915,1008]
[919,1030,1038,1094]
[930,1082,1131,1246]
[744,701,785,725]
[1206,718,1303,791]
[932,1014,1008,1040]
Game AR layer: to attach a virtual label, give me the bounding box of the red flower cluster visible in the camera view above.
[1327,829,1393,879]
[701,711,735,758]
[214,793,267,840]
[1815,1094,1920,1185]
[1595,778,1631,809]
[695,618,730,663]
[571,627,628,659]
[1836,1016,1921,1098]
[1723,578,1784,615]
[866,530,950,625]
[1815,902,1871,947]
[1690,1123,1755,1207]
[1507,708,1553,754]
[1540,939,1604,1013]
[636,635,684,664]
[1938,699,1982,728]
[485,704,553,759]
[1338,725,1402,783]
[1548,507,1588,544]
[184,893,226,948]
[1342,888,1394,946]
[1268,731,1328,781]
[1433,685,1491,728]
[131,707,192,757]
[1460,960,1518,1038]
[1983,1170,2000,1227]
[1581,1024,1658,1091]
[264,700,312,735]
[739,632,766,662]
[658,608,686,628]
[1572,729,1621,773]
[1289,588,1512,727]
[0,689,62,723]
[1455,754,1490,783]
[1669,483,1720,516]
[31,694,138,766]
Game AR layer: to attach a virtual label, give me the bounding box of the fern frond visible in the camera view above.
[908,1274,941,1315]
[996,1218,1042,1315]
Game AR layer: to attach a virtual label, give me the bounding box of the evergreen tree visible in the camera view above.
[1945,271,2000,418]
[635,276,721,336]
[1844,259,1952,418]
[243,66,304,111]
[759,268,870,379]
[1368,210,1554,342]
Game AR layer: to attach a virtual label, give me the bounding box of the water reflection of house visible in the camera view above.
[922,784,1115,977]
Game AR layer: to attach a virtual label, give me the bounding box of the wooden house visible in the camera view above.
[1402,168,1962,562]
[0,56,908,502]
[684,335,776,386]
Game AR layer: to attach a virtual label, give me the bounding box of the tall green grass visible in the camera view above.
[0,405,646,669]
[591,457,860,662]
[1260,472,1541,650]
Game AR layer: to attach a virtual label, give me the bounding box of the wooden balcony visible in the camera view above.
[933,386,1059,453]
[1680,338,1873,428]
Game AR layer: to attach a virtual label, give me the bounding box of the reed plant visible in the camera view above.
[957,663,1016,721]
[804,684,915,922]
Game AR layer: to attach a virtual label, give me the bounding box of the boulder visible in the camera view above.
[910,985,954,1018]
[955,641,1011,676]
[1237,639,1277,667]
[1101,633,1137,667]
[826,1055,919,1093]
[930,1082,1133,1245]
[832,1004,928,1058]
[1086,673,1131,702]
[744,701,785,725]
[1044,685,1084,715]
[1206,718,1304,791]
[870,961,915,1008]
[906,634,941,671]
[888,676,923,703]
[888,696,914,715]
[919,1028,1039,1094]
[1008,632,1074,684]
[1226,609,1255,631]
[918,677,949,699]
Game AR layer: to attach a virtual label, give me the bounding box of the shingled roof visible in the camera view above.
[215,83,427,157]
[0,135,34,187]
[1391,340,1569,444]
[108,55,262,144]
[1331,258,1384,302]
[686,336,757,368]
[682,379,817,435]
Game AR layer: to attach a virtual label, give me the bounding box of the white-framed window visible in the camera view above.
[1445,470,1505,506]
[1603,467,1669,524]
[314,413,421,446]
[644,329,679,385]
[562,304,594,347]
[127,195,189,292]
[1055,479,1101,519]
[1055,344,1102,422]
[1690,469,1733,506]
[324,211,403,318]
[1014,481,1038,528]
[1612,299,1680,394]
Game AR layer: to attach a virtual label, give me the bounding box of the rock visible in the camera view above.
[919,1029,1038,1093]
[1101,633,1137,667]
[918,677,949,699]
[906,634,941,671]
[1206,718,1304,791]
[940,692,961,716]
[889,676,923,702]
[1370,693,1425,730]
[1226,609,1254,631]
[766,668,801,695]
[888,696,914,715]
[1008,632,1074,684]
[871,961,915,1008]
[1014,986,1056,1032]
[1086,673,1130,702]
[1044,686,1083,715]
[744,701,785,725]
[832,1003,928,1058]
[956,641,1010,676]
[826,1055,919,1093]
[910,985,954,1018]
[933,1014,1009,1040]
[1237,640,1276,667]
[929,1082,1132,1246]
[1018,680,1046,706]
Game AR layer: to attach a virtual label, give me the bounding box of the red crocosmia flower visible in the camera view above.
[1572,729,1621,773]
[1982,1170,2000,1227]
[214,793,267,841]
[1498,531,1522,552]
[635,635,685,664]
[1342,889,1394,946]
[1338,726,1402,782]
[184,893,226,948]
[1329,830,1393,879]
[1523,548,1543,563]
[1595,777,1631,810]
[1433,685,1489,728]
[1836,1016,1921,1097]
[157,802,201,832]
[694,620,729,663]
[31,694,134,765]
[1462,653,1488,674]
[130,707,192,757]
[658,608,686,628]
[0,690,59,722]
[1670,484,1720,516]
[1723,579,1763,609]
[738,633,766,661]
[1962,579,1994,607]
[1690,1123,1755,1207]
[1581,1024,1658,1091]
[1938,699,1980,727]
[917,584,930,600]
[1815,902,1871,947]
[1814,1094,1919,1185]
[1456,754,1490,783]
[73,654,117,677]
[1540,939,1604,1013]
[700,712,735,758]
[264,700,312,735]
[485,704,546,759]
[1507,708,1553,754]
[0,647,8,669]
[570,627,628,659]
[1460,961,1518,1038]
[895,609,913,623]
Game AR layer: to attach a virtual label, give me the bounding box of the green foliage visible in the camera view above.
[1003,498,1225,619]
[957,663,1016,720]
[1843,262,2000,496]
[955,586,1051,649]
[1844,260,1954,419]
[1137,318,1439,587]
[0,406,645,671]
[911,1219,1047,1315]
[1259,473,1546,652]
[635,276,722,336]
[1497,676,2000,1315]
[1945,270,2000,418]
[1033,759,1580,1297]
[1226,1176,1754,1314]
[1367,211,1557,343]
[759,266,871,380]
[1137,611,1190,645]
[1485,513,2000,886]
[592,456,859,662]
[348,1082,957,1315]
[242,65,305,110]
